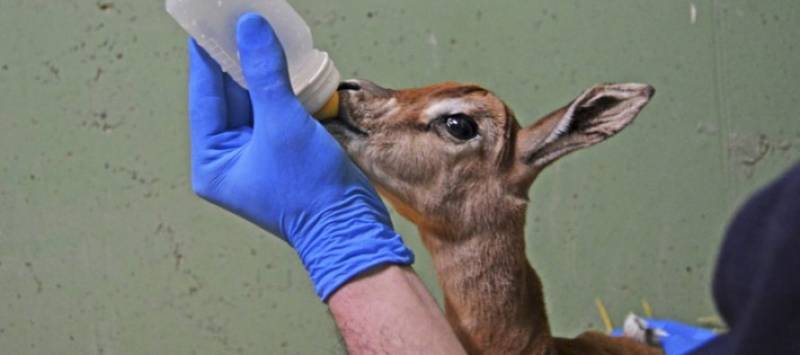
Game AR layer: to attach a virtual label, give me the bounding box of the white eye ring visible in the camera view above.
[424,98,478,121]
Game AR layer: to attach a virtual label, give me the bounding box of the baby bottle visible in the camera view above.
[166,0,341,119]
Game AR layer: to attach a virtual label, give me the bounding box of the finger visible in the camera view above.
[188,38,227,144]
[223,73,253,128]
[236,13,303,120]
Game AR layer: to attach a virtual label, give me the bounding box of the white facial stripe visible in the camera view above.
[423,98,477,119]
[374,97,397,111]
[379,98,400,117]
[381,98,398,111]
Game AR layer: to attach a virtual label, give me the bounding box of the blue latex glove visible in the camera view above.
[646,319,717,355]
[613,319,717,355]
[187,13,414,301]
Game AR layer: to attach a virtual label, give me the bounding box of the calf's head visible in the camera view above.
[323,80,654,237]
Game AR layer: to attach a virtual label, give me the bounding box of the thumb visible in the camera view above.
[236,13,298,110]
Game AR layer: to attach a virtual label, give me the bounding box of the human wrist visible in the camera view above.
[297,225,415,301]
[289,188,415,301]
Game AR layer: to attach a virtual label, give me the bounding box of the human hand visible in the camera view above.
[187,13,413,301]
[615,315,716,354]
[646,319,717,355]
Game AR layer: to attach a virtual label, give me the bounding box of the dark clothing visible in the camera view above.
[693,163,800,355]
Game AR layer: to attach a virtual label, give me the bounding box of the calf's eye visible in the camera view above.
[444,114,479,141]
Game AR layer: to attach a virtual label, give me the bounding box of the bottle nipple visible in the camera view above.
[314,91,340,120]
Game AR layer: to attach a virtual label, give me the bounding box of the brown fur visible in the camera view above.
[324,80,659,355]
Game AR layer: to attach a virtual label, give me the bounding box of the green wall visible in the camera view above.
[1,0,798,353]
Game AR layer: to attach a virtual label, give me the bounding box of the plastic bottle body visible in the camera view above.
[166,0,340,116]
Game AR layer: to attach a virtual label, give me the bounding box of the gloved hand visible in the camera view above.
[614,316,716,355]
[187,13,414,301]
[646,319,717,355]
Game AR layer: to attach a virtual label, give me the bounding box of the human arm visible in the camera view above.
[187,13,464,354]
[329,266,466,355]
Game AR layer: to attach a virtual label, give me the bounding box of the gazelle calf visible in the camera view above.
[324,80,658,355]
